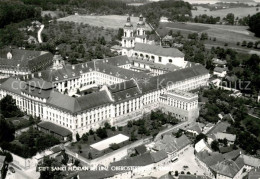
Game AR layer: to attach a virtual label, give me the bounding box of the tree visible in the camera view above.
[81,133,88,142]
[211,140,219,151]
[249,12,260,37]
[88,152,92,160]
[109,143,120,150]
[96,127,108,139]
[0,116,15,145]
[77,145,82,153]
[247,42,254,48]
[38,157,63,179]
[76,133,80,142]
[242,40,247,46]
[74,160,80,167]
[194,133,207,144]
[127,121,133,128]
[0,95,23,118]
[225,13,235,25]
[117,28,124,40]
[61,151,69,165]
[200,33,208,40]
[104,122,111,129]
[89,129,94,135]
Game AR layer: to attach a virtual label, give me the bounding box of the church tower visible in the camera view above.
[122,16,135,57]
[135,14,147,44]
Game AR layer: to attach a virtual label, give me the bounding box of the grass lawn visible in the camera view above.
[157,22,260,47]
[68,112,177,159]
[241,115,260,141]
[58,15,152,30]
[6,116,32,130]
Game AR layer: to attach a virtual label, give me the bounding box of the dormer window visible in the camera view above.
[55,77,59,80]
[126,93,130,98]
[64,75,68,78]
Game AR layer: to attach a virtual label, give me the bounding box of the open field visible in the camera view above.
[158,22,260,45]
[58,15,152,30]
[192,6,260,18]
[184,0,258,5]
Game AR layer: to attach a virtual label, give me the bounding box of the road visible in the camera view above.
[133,146,205,178]
[37,25,44,43]
[6,164,40,179]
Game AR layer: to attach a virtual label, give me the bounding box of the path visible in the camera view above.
[37,25,44,43]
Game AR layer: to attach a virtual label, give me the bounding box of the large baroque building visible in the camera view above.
[0,47,53,76]
[0,16,210,140]
[122,15,186,68]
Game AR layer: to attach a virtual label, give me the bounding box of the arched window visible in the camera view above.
[135,53,138,56]
[124,32,126,37]
[140,54,143,58]
[137,30,140,35]
[151,56,155,60]
[146,55,149,59]
[169,59,172,63]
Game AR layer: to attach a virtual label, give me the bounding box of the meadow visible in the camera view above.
[58,15,152,30]
[192,6,259,18]
[158,22,260,45]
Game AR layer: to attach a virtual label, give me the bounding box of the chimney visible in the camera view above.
[32,73,34,78]
[38,72,41,77]
[72,65,75,70]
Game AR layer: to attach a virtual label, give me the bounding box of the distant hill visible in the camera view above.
[182,0,257,4]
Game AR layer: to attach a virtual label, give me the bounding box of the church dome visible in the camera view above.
[124,16,133,27]
[137,14,145,26]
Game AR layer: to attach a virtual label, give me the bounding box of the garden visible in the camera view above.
[67,110,179,160]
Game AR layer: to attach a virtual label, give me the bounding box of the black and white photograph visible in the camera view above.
[0,0,260,178]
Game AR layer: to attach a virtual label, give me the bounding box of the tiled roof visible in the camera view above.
[0,78,26,95]
[241,154,260,167]
[134,43,184,57]
[186,123,202,134]
[223,150,241,160]
[248,168,260,179]
[207,122,230,135]
[138,64,208,93]
[179,175,211,179]
[108,80,142,102]
[215,132,236,142]
[153,134,191,154]
[27,78,53,89]
[78,169,119,179]
[150,150,168,163]
[37,121,72,137]
[130,57,181,72]
[159,173,175,179]
[47,90,113,113]
[111,151,167,167]
[135,145,147,154]
[210,158,244,178]
[0,48,52,70]
[196,151,225,167]
[214,67,227,73]
[47,91,81,113]
[101,55,130,66]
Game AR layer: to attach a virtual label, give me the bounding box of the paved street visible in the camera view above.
[6,166,40,179]
[134,147,205,178]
